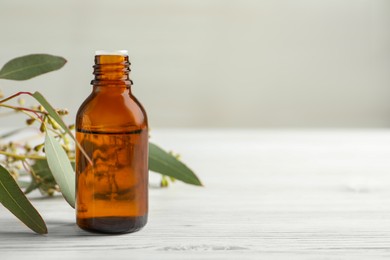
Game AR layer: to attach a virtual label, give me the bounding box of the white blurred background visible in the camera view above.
[1,0,390,128]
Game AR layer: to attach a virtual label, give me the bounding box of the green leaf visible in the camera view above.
[25,160,57,195]
[32,91,74,141]
[0,54,66,80]
[149,143,202,186]
[32,91,91,165]
[44,132,75,208]
[0,164,47,234]
[31,159,55,183]
[24,179,39,195]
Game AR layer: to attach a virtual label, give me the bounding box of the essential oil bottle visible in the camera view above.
[75,50,148,233]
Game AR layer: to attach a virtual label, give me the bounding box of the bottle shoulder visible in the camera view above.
[76,90,148,132]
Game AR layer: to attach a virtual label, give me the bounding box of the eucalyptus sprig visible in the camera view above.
[0,54,202,234]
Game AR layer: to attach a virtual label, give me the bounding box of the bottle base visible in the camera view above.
[77,215,147,234]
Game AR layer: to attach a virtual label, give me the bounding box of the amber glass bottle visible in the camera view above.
[75,50,148,233]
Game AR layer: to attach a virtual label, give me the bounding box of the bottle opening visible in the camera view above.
[95,50,128,56]
[92,51,132,86]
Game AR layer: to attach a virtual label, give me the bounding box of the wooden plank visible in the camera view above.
[1,130,390,259]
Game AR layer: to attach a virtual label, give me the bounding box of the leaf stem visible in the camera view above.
[0,104,47,118]
[21,159,38,180]
[0,92,32,104]
[0,150,75,161]
[0,150,46,160]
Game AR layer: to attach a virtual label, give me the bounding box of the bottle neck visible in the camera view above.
[91,54,133,87]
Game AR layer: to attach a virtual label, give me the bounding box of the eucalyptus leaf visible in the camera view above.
[24,160,57,195]
[149,143,202,186]
[0,54,66,80]
[32,91,74,141]
[24,179,40,195]
[44,132,75,208]
[0,164,47,234]
[31,159,55,183]
[33,91,91,164]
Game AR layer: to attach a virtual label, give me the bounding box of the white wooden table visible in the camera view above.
[1,129,390,259]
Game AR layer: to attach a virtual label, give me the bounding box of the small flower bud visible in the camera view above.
[26,118,35,125]
[49,118,60,129]
[47,188,55,196]
[169,151,181,160]
[61,144,70,152]
[57,109,69,115]
[18,98,25,106]
[39,122,46,133]
[24,144,31,152]
[33,143,44,152]
[160,176,169,188]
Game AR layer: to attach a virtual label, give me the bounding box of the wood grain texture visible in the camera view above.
[2,129,390,259]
